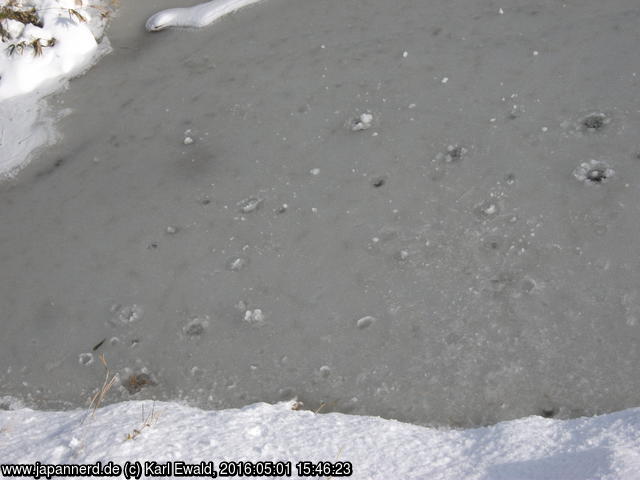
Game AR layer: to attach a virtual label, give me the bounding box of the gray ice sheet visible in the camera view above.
[1,0,640,427]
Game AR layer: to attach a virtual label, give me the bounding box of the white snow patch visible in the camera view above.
[146,0,266,32]
[0,401,639,479]
[0,0,113,176]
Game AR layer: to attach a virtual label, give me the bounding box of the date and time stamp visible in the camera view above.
[1,460,353,478]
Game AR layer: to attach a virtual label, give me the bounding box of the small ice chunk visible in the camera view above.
[441,77,449,84]
[244,309,265,325]
[226,256,249,271]
[310,168,320,175]
[356,316,377,329]
[402,51,408,58]
[237,196,263,213]
[183,136,194,145]
[498,7,504,14]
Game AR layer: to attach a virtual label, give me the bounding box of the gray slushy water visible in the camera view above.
[2,0,640,427]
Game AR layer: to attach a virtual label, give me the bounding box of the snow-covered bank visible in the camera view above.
[0,0,113,176]
[1,400,639,479]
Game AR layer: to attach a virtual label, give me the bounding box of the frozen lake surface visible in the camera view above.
[1,0,640,427]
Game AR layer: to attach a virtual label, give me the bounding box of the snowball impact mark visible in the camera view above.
[444,144,466,163]
[182,317,209,337]
[371,175,387,188]
[573,159,615,185]
[124,373,157,394]
[237,196,263,213]
[145,0,267,32]
[78,352,94,366]
[434,144,468,164]
[243,309,265,325]
[473,200,501,220]
[349,113,374,132]
[580,112,610,132]
[114,304,144,324]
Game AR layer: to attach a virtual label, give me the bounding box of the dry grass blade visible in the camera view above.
[88,3,114,20]
[6,41,26,56]
[82,353,117,424]
[0,6,40,25]
[68,8,86,23]
[30,39,43,56]
[315,400,337,414]
[324,446,345,480]
[125,402,161,441]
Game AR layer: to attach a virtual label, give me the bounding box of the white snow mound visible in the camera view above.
[1,400,640,479]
